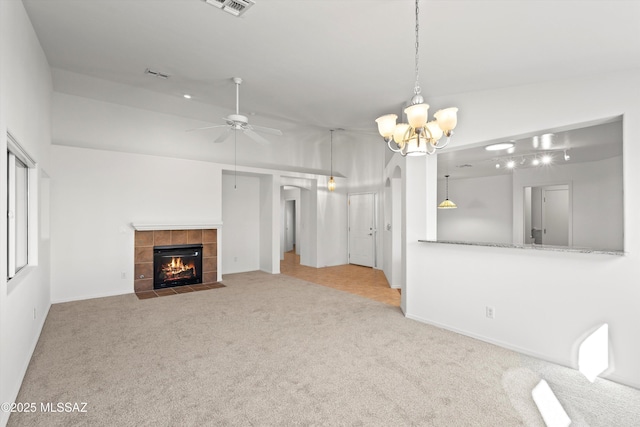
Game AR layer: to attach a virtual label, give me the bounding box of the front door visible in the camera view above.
[348,193,375,267]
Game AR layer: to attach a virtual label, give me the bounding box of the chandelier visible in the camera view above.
[375,0,459,157]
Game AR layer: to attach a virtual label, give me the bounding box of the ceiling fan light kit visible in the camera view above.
[375,0,459,157]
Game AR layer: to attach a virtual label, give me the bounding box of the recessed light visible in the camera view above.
[183,94,192,99]
[485,142,515,151]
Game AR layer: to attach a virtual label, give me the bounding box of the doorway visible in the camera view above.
[285,200,296,253]
[524,184,571,246]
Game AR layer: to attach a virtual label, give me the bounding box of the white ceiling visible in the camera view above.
[22,0,640,144]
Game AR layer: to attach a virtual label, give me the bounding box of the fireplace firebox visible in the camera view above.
[153,244,203,289]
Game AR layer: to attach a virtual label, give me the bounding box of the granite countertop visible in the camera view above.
[418,239,625,256]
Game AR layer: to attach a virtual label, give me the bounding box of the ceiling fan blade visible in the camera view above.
[214,128,232,143]
[249,124,283,136]
[244,129,269,145]
[185,124,228,132]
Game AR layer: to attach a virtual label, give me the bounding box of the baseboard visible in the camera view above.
[1,301,51,427]
[52,289,131,304]
[405,313,572,368]
[405,312,640,390]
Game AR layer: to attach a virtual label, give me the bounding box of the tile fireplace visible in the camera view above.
[133,226,220,293]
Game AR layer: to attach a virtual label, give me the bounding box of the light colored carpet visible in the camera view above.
[9,272,640,426]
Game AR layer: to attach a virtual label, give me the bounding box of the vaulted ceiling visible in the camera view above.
[23,1,640,133]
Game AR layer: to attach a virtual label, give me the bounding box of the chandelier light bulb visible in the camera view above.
[542,154,552,164]
[425,121,444,142]
[532,158,540,166]
[434,108,459,135]
[506,160,516,169]
[393,123,411,145]
[405,103,430,129]
[375,114,398,138]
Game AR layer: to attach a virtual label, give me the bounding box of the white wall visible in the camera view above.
[0,1,52,425]
[259,174,280,274]
[221,173,260,274]
[50,146,222,302]
[513,155,623,250]
[51,88,387,273]
[437,174,513,244]
[404,70,640,388]
[317,187,348,267]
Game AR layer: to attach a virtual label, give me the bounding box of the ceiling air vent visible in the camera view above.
[144,68,170,79]
[202,0,255,17]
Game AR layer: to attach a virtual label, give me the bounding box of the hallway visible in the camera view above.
[280,250,401,307]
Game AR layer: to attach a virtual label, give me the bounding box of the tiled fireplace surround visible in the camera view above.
[134,229,218,293]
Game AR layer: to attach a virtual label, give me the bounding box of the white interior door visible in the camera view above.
[542,187,569,246]
[349,193,375,267]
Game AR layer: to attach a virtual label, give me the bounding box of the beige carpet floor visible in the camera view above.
[9,271,640,426]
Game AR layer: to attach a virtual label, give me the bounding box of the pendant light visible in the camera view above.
[438,175,457,209]
[328,130,336,192]
[375,0,459,157]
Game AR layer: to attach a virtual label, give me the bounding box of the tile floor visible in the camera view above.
[135,283,226,299]
[280,250,401,307]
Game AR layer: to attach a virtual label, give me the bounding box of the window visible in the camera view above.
[7,133,35,279]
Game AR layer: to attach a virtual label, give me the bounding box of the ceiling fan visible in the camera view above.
[188,77,282,145]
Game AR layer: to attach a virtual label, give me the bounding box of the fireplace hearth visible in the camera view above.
[153,244,203,289]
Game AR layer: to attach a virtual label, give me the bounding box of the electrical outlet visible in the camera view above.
[486,306,495,319]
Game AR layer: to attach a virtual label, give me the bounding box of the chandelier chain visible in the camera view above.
[414,0,421,95]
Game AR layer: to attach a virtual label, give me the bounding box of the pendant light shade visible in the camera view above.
[438,174,457,209]
[328,176,336,192]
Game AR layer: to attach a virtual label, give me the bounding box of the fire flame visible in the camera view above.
[161,257,196,281]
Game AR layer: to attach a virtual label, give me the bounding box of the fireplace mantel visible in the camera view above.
[131,222,223,231]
